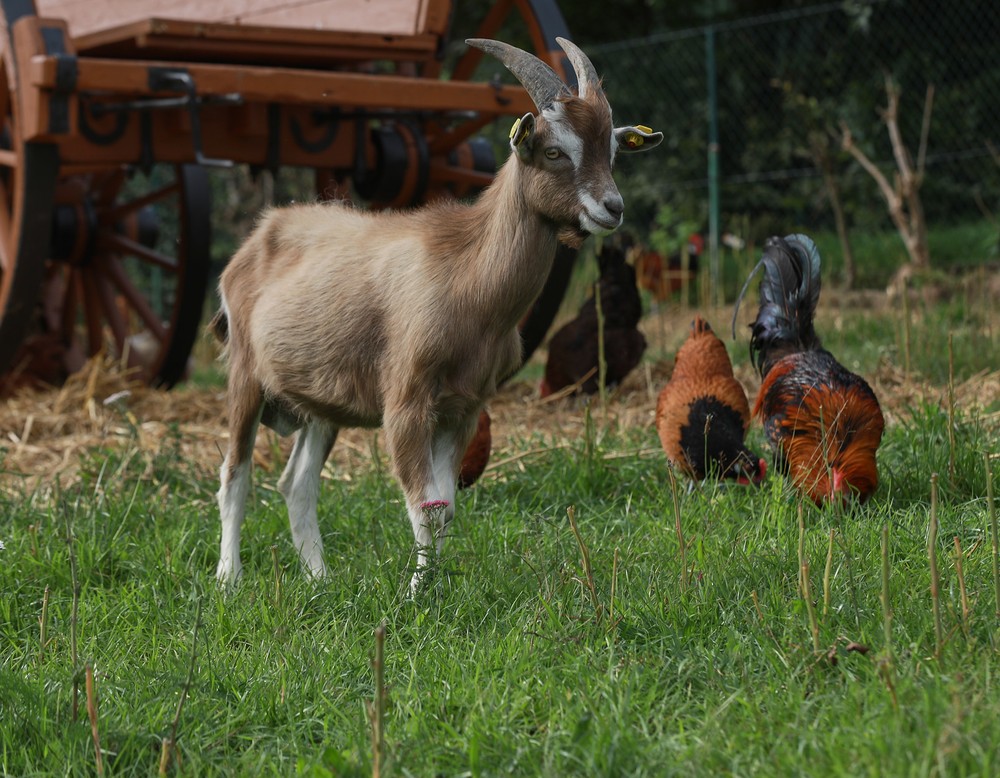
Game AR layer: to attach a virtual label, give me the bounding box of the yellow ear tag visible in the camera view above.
[624,125,654,149]
[509,117,522,142]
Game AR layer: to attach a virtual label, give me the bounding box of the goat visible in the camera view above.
[212,37,662,590]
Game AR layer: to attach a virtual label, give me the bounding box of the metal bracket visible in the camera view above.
[90,67,242,168]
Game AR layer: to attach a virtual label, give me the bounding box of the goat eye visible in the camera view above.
[544,147,561,160]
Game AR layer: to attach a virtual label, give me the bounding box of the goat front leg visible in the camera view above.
[277,420,338,578]
[217,377,263,586]
[384,408,457,592]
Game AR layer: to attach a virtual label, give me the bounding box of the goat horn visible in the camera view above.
[466,38,569,111]
[556,37,601,101]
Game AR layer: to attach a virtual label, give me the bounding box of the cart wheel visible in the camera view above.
[0,55,60,380]
[41,164,212,388]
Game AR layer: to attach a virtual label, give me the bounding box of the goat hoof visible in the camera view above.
[304,559,329,580]
[216,560,243,588]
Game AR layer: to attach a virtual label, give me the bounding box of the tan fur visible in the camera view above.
[213,50,657,586]
[213,39,662,586]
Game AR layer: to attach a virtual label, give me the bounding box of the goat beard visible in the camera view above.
[557,225,589,249]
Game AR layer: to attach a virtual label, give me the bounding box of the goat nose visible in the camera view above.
[603,195,624,221]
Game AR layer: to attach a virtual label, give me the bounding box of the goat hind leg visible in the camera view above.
[277,420,337,578]
[217,380,263,586]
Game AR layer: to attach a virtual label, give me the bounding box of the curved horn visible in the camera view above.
[466,38,569,111]
[556,37,601,101]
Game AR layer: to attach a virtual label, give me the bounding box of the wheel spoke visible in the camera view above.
[92,271,129,356]
[104,256,167,341]
[80,269,107,357]
[451,0,514,81]
[0,188,12,273]
[0,148,17,168]
[103,233,179,272]
[61,268,79,343]
[106,180,180,221]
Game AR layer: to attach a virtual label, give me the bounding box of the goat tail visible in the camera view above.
[209,308,229,344]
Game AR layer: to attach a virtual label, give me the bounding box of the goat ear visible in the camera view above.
[509,112,536,160]
[615,125,664,153]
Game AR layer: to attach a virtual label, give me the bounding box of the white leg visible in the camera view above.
[217,457,252,585]
[277,421,337,578]
[404,420,479,592]
[429,427,462,551]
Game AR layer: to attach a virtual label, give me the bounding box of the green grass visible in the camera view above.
[2,225,999,776]
[2,393,999,776]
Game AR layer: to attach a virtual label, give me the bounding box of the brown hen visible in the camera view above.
[656,315,766,484]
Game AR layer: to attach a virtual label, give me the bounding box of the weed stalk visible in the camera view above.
[880,524,899,709]
[902,283,911,375]
[65,511,81,723]
[610,546,620,628]
[39,585,50,664]
[160,597,202,775]
[797,503,805,593]
[85,664,104,777]
[667,467,688,592]
[953,536,970,636]
[988,453,999,620]
[801,560,821,654]
[929,473,943,659]
[567,506,603,622]
[271,545,283,609]
[594,271,608,412]
[823,529,834,621]
[881,525,893,661]
[367,624,387,778]
[583,404,596,469]
[947,334,956,484]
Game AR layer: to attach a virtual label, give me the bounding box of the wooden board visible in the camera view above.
[36,0,451,38]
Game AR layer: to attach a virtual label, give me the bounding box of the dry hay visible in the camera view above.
[2,324,998,497]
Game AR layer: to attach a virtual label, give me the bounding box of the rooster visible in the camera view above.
[656,315,767,485]
[734,234,885,505]
[540,236,646,397]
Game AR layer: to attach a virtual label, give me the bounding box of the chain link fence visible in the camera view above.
[584,0,999,286]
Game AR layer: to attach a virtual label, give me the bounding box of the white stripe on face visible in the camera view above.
[541,104,583,168]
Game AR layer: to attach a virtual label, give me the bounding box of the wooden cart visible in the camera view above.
[0,0,577,390]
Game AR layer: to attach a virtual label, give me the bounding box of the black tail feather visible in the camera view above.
[732,233,822,375]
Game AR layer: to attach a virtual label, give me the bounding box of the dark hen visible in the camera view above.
[540,237,646,397]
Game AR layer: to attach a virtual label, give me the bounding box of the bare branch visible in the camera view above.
[840,74,932,270]
[917,84,935,177]
[882,76,915,187]
[841,122,902,214]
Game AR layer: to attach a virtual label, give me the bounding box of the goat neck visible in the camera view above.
[436,160,560,331]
